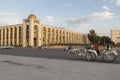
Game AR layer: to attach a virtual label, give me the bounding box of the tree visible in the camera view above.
[88,30,100,44]
[90,30,96,35]
[100,36,114,45]
[88,30,115,45]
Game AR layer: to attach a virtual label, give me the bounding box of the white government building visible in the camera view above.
[111,30,120,44]
[0,14,89,47]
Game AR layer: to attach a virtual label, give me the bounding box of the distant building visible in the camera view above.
[0,14,89,47]
[111,30,120,44]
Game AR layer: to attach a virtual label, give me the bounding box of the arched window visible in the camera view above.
[14,27,17,46]
[10,28,13,46]
[34,25,38,46]
[6,28,9,46]
[19,27,22,46]
[3,29,5,46]
[34,25,38,38]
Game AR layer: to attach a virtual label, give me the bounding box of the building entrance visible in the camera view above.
[34,38,37,47]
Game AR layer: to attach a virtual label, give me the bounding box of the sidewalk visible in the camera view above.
[0,55,120,80]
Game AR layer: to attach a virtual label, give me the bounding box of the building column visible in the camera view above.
[29,20,34,47]
[57,29,60,44]
[1,29,3,46]
[65,31,66,44]
[77,34,79,44]
[67,31,69,44]
[48,28,50,45]
[77,34,78,44]
[66,31,68,44]
[22,21,27,47]
[51,28,53,44]
[80,34,82,44]
[78,34,79,44]
[37,22,42,46]
[76,33,78,44]
[4,28,7,46]
[16,27,19,46]
[69,32,71,44]
[54,29,56,44]
[79,34,80,44]
[75,33,77,44]
[70,32,72,44]
[74,33,76,44]
[12,27,15,46]
[46,27,48,45]
[78,34,80,44]
[8,28,10,46]
[68,32,70,44]
[50,28,52,45]
[0,30,1,46]
[61,30,63,44]
[73,33,75,44]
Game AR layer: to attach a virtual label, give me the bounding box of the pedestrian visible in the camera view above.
[107,44,112,50]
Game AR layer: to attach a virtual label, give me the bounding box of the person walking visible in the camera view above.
[107,44,112,50]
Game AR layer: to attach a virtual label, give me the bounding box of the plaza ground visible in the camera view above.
[0,48,120,80]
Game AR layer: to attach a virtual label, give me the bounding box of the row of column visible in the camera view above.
[0,26,22,46]
[42,26,84,45]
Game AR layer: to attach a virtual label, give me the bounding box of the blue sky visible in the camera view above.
[0,0,120,36]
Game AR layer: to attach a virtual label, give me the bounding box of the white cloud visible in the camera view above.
[91,11,114,20]
[103,6,110,11]
[45,16,54,22]
[0,12,20,26]
[64,11,114,27]
[44,16,63,23]
[0,12,16,16]
[107,0,120,6]
[115,0,120,6]
[46,16,54,19]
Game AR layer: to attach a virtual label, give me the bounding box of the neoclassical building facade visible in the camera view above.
[0,14,89,47]
[111,30,120,44]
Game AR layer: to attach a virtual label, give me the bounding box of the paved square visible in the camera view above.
[0,55,120,80]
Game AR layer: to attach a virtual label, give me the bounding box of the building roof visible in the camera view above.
[28,14,37,19]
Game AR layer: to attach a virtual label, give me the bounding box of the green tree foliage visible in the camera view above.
[88,30,114,45]
[88,30,100,44]
[100,36,110,45]
[90,30,96,35]
[100,36,115,45]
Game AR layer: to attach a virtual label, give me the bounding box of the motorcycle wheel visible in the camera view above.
[85,54,93,61]
[91,52,97,60]
[102,51,116,63]
[87,51,97,60]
